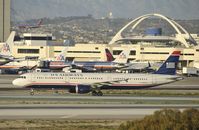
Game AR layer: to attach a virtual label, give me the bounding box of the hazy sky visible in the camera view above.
[11,0,199,21]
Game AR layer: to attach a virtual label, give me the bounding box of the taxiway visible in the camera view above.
[0,104,198,119]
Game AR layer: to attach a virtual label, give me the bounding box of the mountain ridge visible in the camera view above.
[11,0,199,21]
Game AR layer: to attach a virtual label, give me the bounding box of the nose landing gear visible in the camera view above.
[91,90,103,96]
[30,88,34,96]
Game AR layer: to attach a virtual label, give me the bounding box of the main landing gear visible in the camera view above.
[91,90,103,96]
[30,88,34,96]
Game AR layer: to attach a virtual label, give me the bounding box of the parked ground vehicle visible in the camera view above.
[182,67,199,77]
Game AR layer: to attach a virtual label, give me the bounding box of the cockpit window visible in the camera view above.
[19,76,26,79]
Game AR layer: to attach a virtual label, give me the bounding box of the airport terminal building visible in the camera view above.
[6,14,199,68]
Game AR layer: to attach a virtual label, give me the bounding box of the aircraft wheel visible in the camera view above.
[97,91,103,96]
[92,91,98,96]
[30,89,34,96]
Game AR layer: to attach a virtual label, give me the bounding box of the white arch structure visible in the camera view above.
[109,13,197,48]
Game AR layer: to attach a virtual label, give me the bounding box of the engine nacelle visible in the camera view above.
[38,61,50,69]
[68,85,91,94]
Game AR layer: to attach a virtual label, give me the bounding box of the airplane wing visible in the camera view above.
[81,66,96,72]
[90,79,129,89]
[121,62,151,70]
[0,54,13,59]
[0,57,13,65]
[14,56,38,61]
[71,64,97,72]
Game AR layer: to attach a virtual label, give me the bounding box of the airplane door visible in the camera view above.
[105,75,112,81]
[65,74,69,83]
[152,75,156,85]
[31,73,36,82]
[107,74,112,81]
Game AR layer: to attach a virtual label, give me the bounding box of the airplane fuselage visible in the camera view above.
[49,61,122,71]
[12,72,182,90]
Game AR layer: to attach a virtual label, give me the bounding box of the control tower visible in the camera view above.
[0,0,10,42]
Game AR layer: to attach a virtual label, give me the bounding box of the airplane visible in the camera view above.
[39,48,130,72]
[52,47,114,63]
[0,31,23,65]
[18,19,43,29]
[12,51,183,96]
[0,31,39,74]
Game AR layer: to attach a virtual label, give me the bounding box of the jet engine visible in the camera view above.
[68,85,91,94]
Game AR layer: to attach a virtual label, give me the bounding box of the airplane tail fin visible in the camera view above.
[37,19,43,26]
[105,48,115,62]
[148,62,151,68]
[56,47,68,61]
[1,31,15,56]
[113,49,130,63]
[154,51,181,75]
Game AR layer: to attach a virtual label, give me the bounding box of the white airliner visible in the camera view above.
[45,48,130,72]
[0,32,38,74]
[12,51,182,96]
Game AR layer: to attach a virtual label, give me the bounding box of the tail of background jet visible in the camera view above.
[154,51,181,75]
[105,48,130,63]
[0,31,15,56]
[113,49,130,63]
[56,47,68,61]
[105,48,115,62]
[37,19,43,26]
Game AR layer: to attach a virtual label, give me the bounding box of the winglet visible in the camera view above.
[148,62,151,68]
[125,78,129,82]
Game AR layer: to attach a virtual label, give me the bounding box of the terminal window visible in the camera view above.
[181,53,194,56]
[18,49,40,54]
[130,50,136,55]
[113,50,122,55]
[54,51,62,53]
[24,37,52,41]
[67,51,100,53]
[140,52,169,54]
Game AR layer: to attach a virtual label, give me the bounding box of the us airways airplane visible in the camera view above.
[13,51,182,96]
[40,48,130,72]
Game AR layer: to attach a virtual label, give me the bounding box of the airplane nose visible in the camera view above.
[12,78,29,88]
[12,79,18,86]
[12,79,22,87]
